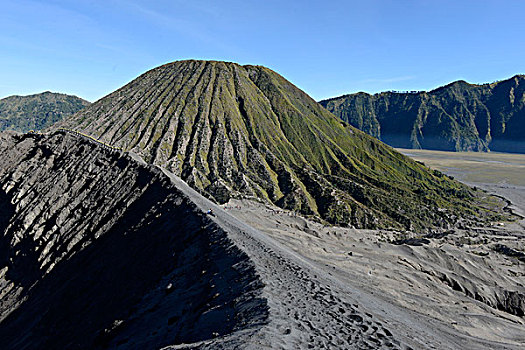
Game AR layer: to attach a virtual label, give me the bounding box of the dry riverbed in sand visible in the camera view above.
[221,149,525,349]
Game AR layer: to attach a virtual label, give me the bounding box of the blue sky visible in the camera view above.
[1,0,524,102]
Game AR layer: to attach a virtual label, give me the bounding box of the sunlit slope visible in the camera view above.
[56,60,507,229]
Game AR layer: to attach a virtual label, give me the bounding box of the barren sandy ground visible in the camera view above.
[221,150,524,349]
[157,148,525,349]
[397,149,525,186]
[398,149,525,218]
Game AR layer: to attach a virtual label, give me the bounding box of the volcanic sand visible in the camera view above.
[156,147,525,349]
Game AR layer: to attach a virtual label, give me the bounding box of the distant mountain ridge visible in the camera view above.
[55,60,509,230]
[320,75,525,153]
[0,91,90,132]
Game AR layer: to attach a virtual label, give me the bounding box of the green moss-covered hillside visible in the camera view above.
[320,75,525,153]
[0,91,90,132]
[55,60,509,229]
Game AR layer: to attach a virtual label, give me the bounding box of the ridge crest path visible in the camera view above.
[156,157,516,350]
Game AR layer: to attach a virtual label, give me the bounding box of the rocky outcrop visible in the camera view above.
[320,75,525,153]
[0,91,90,132]
[54,60,510,230]
[0,131,267,349]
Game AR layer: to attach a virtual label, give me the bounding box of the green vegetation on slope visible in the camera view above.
[55,60,513,229]
[0,91,90,132]
[320,76,525,153]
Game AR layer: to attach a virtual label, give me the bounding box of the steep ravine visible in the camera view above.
[0,131,267,349]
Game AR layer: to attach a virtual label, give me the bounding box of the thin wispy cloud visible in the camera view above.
[117,1,242,56]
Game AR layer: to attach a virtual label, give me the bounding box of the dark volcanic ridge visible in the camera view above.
[320,75,525,153]
[55,60,513,230]
[0,131,267,349]
[0,91,90,133]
